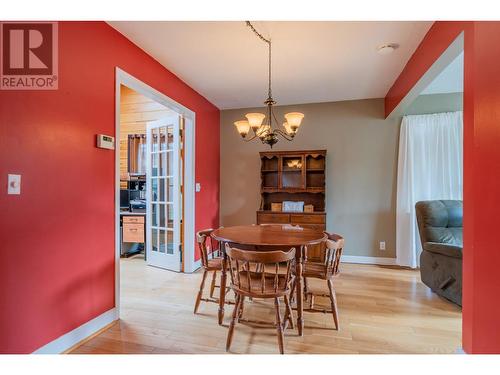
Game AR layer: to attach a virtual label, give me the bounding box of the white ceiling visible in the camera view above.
[421,51,463,95]
[109,21,433,109]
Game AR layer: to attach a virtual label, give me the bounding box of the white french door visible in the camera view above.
[146,115,182,271]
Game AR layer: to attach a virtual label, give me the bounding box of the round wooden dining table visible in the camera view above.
[211,224,327,336]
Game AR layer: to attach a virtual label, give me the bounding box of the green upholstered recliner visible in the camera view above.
[415,200,463,306]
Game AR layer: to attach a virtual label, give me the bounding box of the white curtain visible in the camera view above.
[396,111,463,268]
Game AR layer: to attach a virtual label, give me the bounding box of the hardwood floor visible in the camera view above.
[70,255,462,354]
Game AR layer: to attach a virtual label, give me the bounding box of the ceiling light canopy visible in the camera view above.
[233,21,305,148]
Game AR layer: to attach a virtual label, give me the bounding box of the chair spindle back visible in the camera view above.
[196,229,221,268]
[225,244,296,296]
[324,232,345,276]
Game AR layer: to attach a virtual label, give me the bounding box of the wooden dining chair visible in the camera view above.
[194,228,226,314]
[225,244,296,354]
[292,232,344,330]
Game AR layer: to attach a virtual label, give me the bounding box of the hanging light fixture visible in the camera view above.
[233,21,305,148]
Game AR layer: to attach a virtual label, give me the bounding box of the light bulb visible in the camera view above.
[283,122,294,135]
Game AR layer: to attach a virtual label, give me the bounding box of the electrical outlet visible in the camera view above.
[379,241,386,251]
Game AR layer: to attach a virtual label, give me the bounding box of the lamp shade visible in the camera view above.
[245,113,266,131]
[284,112,304,130]
[234,120,250,138]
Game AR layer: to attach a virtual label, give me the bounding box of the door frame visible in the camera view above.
[114,67,196,315]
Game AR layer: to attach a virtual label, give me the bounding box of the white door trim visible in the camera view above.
[115,67,196,316]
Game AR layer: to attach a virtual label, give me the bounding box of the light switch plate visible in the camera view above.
[8,174,21,195]
[195,183,201,192]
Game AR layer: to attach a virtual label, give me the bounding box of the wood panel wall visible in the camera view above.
[120,85,174,187]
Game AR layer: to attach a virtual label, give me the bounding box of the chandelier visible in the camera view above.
[233,22,305,148]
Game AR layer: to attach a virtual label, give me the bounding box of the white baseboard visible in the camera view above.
[32,308,117,354]
[341,255,397,266]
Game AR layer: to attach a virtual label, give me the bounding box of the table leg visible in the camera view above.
[218,241,227,325]
[296,245,305,336]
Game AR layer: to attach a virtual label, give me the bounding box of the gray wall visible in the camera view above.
[221,98,399,258]
[404,92,463,115]
[219,93,463,259]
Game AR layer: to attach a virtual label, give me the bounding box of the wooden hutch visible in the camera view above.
[257,150,326,233]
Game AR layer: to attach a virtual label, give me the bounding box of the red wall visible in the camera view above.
[0,21,220,353]
[463,22,500,353]
[385,21,500,353]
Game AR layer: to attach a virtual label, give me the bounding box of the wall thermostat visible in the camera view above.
[97,134,115,150]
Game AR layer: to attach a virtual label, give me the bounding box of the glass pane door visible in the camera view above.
[146,115,181,271]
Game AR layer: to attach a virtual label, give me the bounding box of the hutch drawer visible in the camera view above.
[123,215,145,224]
[123,223,145,243]
[257,212,290,224]
[290,214,325,224]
